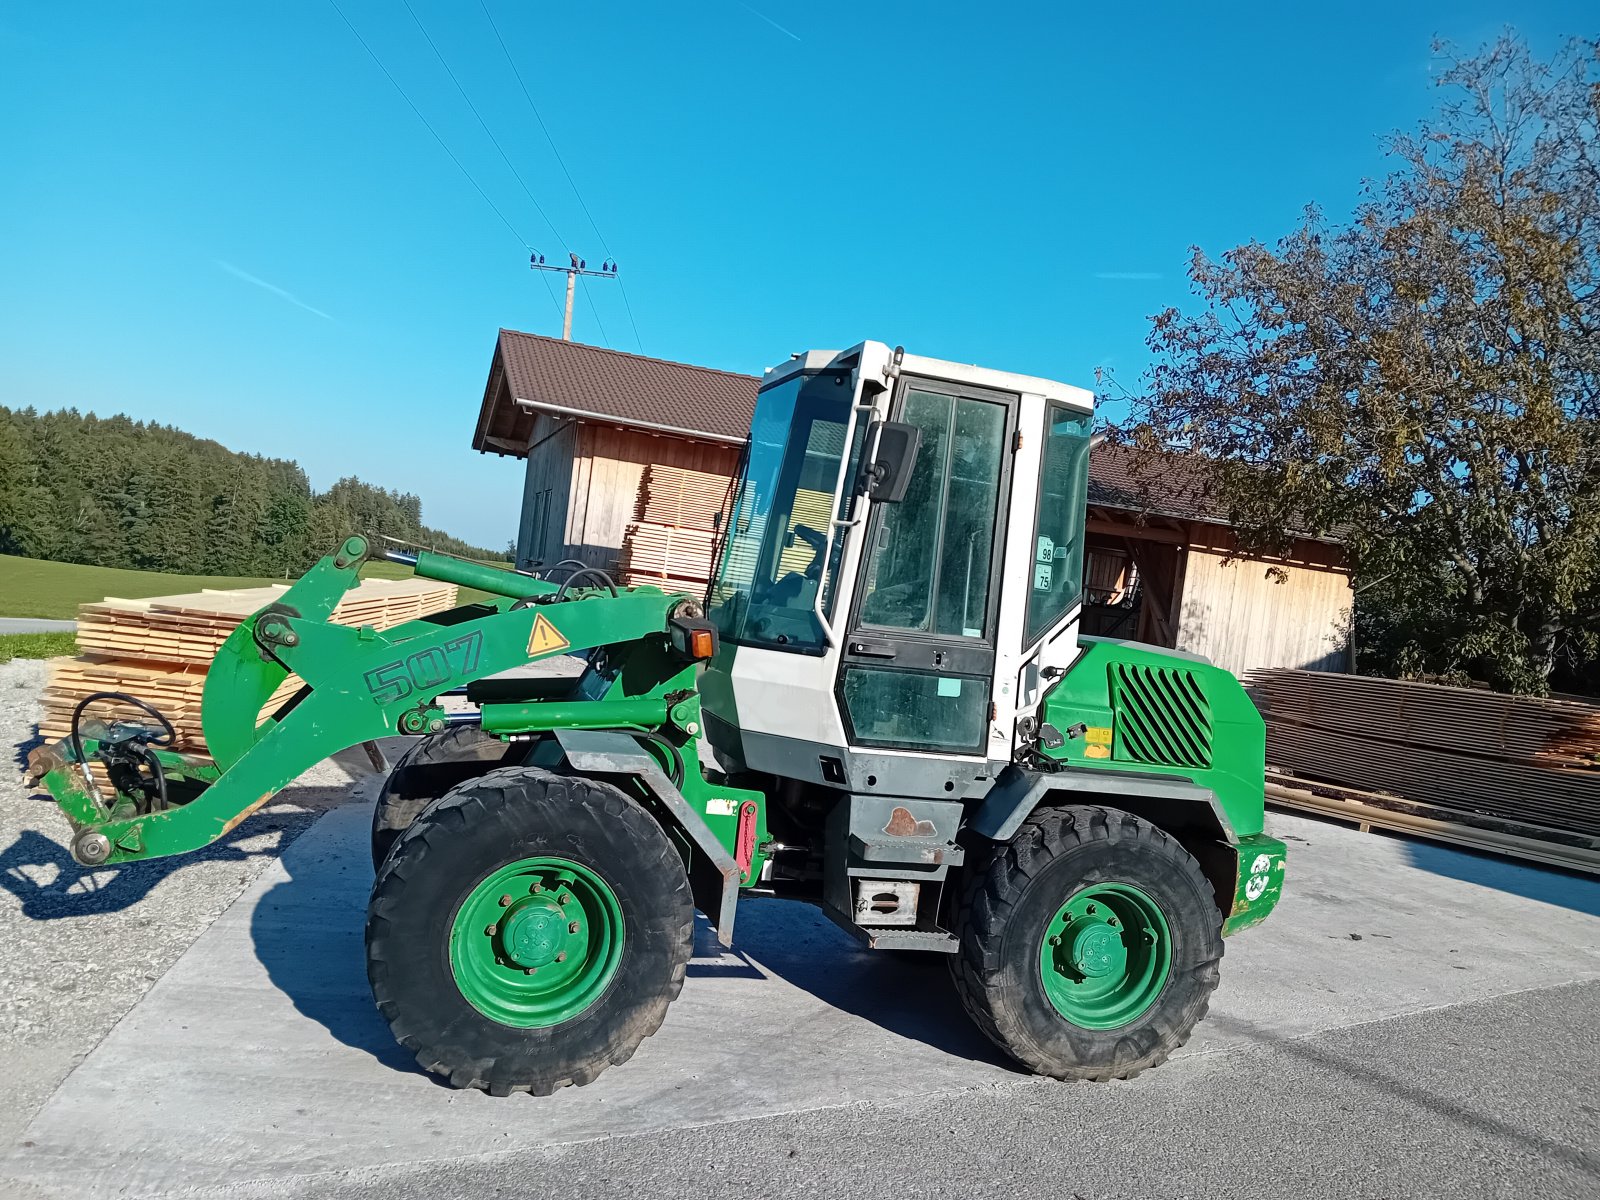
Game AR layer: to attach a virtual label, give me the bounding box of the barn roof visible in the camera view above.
[1086,441,1226,525]
[472,330,758,454]
[470,333,1241,529]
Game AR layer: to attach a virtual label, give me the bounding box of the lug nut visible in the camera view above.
[498,895,512,907]
[531,882,544,893]
[1108,917,1119,928]
[524,967,537,976]
[1086,904,1097,915]
[485,924,498,936]
[1049,935,1061,946]
[568,921,580,934]
[558,893,570,906]
[555,951,567,963]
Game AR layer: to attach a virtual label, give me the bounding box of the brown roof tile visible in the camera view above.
[496,329,759,442]
[1086,441,1226,524]
[472,335,1248,532]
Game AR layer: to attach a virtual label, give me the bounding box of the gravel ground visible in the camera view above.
[0,658,383,1147]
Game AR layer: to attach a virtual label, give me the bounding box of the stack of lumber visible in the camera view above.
[74,579,455,665]
[41,578,458,762]
[1246,669,1600,862]
[616,464,841,593]
[617,465,731,591]
[635,464,730,530]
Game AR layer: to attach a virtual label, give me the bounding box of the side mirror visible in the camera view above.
[856,420,922,504]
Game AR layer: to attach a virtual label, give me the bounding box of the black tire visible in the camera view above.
[367,766,694,1095]
[950,805,1222,1082]
[370,724,514,870]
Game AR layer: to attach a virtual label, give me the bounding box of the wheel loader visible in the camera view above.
[29,341,1286,1094]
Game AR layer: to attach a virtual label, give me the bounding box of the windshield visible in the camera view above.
[708,369,861,653]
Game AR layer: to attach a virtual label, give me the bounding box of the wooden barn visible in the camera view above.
[472,330,1353,677]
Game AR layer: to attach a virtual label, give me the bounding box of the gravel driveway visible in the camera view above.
[0,658,384,1148]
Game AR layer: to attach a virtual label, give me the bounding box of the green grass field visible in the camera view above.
[0,554,498,620]
[0,631,78,663]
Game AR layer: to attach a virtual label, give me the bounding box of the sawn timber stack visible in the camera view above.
[43,578,457,761]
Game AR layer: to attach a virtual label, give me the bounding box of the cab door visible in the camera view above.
[836,379,1014,755]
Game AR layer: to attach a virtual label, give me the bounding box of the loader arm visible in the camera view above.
[32,536,692,867]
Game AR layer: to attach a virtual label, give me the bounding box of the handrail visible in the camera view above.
[810,398,880,647]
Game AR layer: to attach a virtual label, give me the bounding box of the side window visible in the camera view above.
[1027,405,1092,641]
[857,390,1006,637]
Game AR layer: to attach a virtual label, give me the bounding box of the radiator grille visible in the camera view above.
[1109,662,1214,769]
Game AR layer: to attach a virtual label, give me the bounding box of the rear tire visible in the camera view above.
[950,805,1222,1081]
[367,766,693,1095]
[370,724,513,870]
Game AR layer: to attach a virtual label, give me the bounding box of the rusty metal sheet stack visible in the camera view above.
[1246,668,1600,871]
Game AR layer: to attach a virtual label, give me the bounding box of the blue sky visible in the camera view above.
[1,2,1589,549]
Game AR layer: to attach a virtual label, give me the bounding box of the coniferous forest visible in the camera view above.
[0,405,504,575]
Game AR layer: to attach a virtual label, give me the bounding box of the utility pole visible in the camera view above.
[529,252,619,341]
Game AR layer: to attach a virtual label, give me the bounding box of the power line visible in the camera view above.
[326,0,562,323]
[476,0,645,353]
[582,282,611,347]
[398,0,567,249]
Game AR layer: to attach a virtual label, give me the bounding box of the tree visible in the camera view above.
[0,404,506,576]
[0,412,47,554]
[1126,35,1600,693]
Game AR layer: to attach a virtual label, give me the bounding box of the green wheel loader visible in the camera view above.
[29,341,1286,1094]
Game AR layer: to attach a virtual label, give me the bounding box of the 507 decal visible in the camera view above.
[363,631,484,705]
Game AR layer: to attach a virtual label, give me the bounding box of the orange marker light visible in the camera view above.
[690,628,715,659]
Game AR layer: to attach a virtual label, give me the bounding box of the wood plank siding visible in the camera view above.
[516,414,578,568]
[517,421,740,571]
[1176,528,1352,676]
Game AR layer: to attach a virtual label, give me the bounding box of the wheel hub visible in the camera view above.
[449,857,624,1028]
[500,899,570,968]
[1067,922,1123,978]
[1039,882,1172,1030]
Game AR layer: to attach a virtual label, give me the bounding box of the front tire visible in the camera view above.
[370,724,514,870]
[367,766,694,1095]
[950,805,1222,1081]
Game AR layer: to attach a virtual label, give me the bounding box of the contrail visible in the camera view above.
[215,260,335,321]
[734,1,800,41]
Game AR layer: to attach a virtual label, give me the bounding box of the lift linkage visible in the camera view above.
[26,536,689,867]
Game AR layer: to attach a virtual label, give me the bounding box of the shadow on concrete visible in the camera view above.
[717,896,1018,1071]
[1400,837,1600,919]
[0,784,343,921]
[248,832,422,1076]
[250,834,1014,1082]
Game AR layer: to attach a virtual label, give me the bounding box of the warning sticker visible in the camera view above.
[1085,726,1113,745]
[527,613,571,657]
[1084,744,1111,759]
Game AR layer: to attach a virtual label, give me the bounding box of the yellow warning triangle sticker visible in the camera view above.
[527,613,571,656]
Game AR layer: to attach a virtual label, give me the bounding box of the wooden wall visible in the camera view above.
[516,414,577,569]
[559,425,740,569]
[1175,527,1352,676]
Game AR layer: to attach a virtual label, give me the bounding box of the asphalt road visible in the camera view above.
[0,619,76,634]
[208,979,1600,1200]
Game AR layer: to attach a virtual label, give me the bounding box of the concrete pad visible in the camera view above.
[6,802,1599,1197]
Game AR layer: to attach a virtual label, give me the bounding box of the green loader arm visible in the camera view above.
[30,537,689,867]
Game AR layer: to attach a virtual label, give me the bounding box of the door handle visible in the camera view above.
[849,641,897,659]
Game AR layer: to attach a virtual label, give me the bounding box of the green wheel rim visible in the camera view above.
[449,856,624,1028]
[1038,882,1171,1030]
